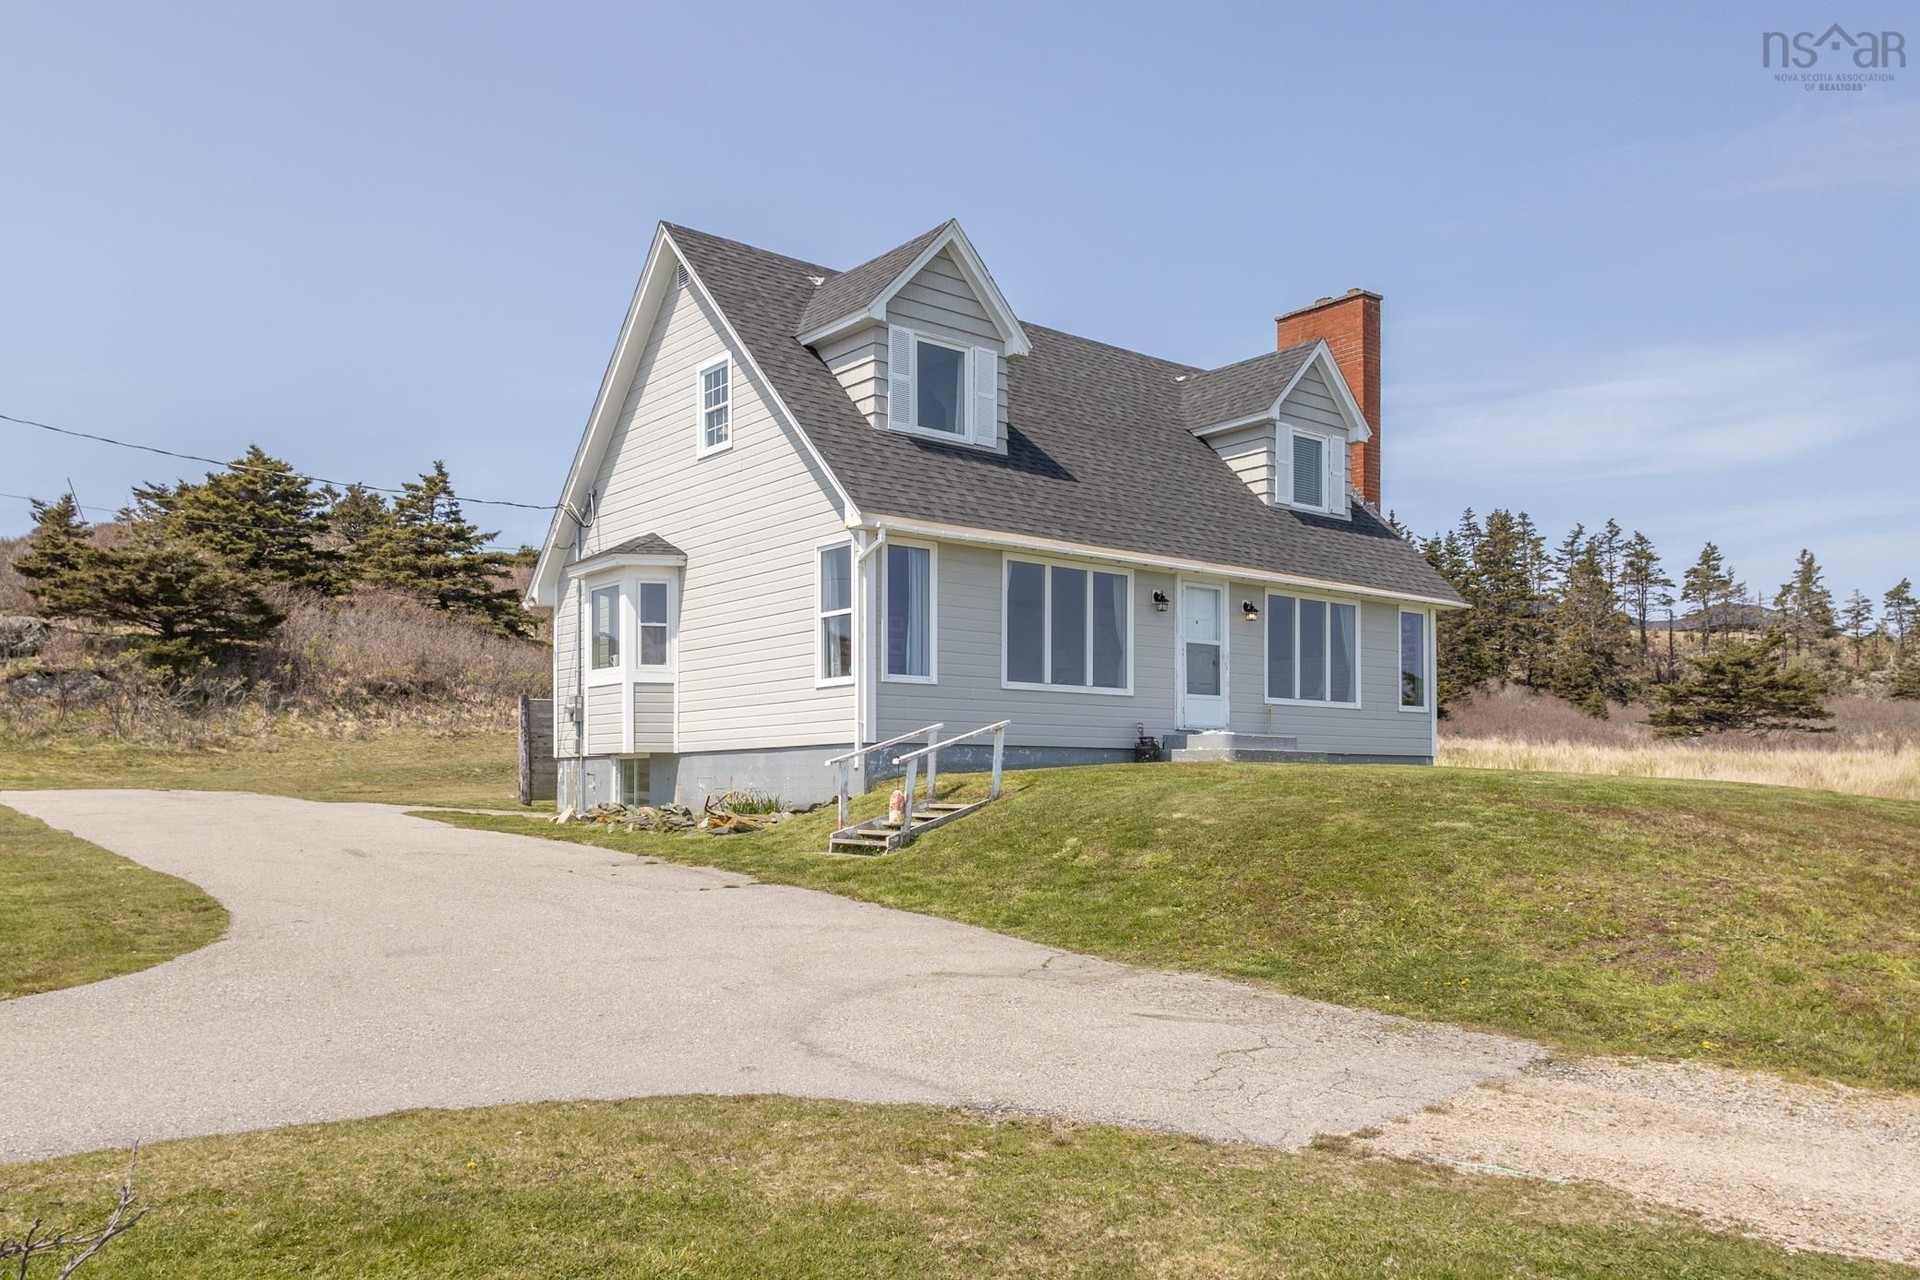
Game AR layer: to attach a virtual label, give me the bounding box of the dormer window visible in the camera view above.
[888,324,998,448]
[1290,431,1325,510]
[914,339,966,436]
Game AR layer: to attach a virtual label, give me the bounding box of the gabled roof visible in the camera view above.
[792,221,1031,357]
[1181,343,1374,439]
[575,533,685,564]
[664,224,1458,605]
[795,223,948,338]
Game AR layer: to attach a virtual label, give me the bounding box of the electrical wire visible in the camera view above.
[1,411,559,511]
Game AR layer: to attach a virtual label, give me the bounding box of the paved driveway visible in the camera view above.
[0,790,1538,1163]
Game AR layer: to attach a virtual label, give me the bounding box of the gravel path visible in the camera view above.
[0,790,1535,1164]
[1360,1058,1920,1266]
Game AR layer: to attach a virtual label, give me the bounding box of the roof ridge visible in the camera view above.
[662,222,836,278]
[1019,322,1201,375]
[1195,342,1320,379]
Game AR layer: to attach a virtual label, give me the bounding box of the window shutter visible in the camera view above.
[888,326,914,428]
[1328,436,1344,513]
[1272,425,1291,507]
[969,347,999,447]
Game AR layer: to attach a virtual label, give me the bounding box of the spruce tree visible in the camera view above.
[1892,657,1920,700]
[1772,549,1835,655]
[1839,590,1877,669]
[1419,521,1491,707]
[1649,630,1832,736]
[131,446,341,594]
[323,482,392,581]
[1885,579,1917,653]
[359,462,531,636]
[1547,541,1634,716]
[1681,543,1741,651]
[1619,531,1670,665]
[11,494,92,588]
[17,511,282,672]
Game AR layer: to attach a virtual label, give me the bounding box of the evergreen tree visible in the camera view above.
[1618,531,1671,664]
[1419,522,1491,707]
[130,446,340,593]
[17,514,282,672]
[1468,509,1549,688]
[1648,630,1832,736]
[1681,543,1742,651]
[1547,541,1634,715]
[1892,657,1920,700]
[11,494,92,586]
[1594,518,1626,593]
[1772,549,1835,655]
[1885,579,1917,653]
[1839,589,1878,669]
[359,462,531,636]
[1552,522,1587,595]
[322,482,392,581]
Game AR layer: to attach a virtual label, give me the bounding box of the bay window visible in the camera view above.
[1003,558,1129,691]
[589,585,620,671]
[1267,592,1358,706]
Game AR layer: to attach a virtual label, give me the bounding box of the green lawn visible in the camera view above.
[0,805,227,1001]
[435,763,1920,1090]
[0,729,523,808]
[2,1096,1902,1279]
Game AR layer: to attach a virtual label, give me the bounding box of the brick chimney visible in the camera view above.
[1276,288,1382,509]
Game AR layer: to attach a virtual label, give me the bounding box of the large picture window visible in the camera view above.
[1004,558,1129,691]
[818,544,853,683]
[1399,610,1428,710]
[1267,592,1358,706]
[885,543,933,680]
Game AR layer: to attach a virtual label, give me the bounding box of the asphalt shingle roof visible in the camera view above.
[1179,346,1317,431]
[794,222,951,338]
[665,223,1459,604]
[577,533,686,562]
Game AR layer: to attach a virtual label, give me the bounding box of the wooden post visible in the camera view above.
[990,725,1005,799]
[901,758,918,835]
[924,734,938,803]
[836,759,851,829]
[516,694,533,806]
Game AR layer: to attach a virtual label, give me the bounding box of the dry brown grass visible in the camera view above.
[1441,685,1920,800]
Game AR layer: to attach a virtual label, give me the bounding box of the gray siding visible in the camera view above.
[819,325,885,428]
[570,268,853,753]
[1208,421,1275,501]
[1276,365,1350,517]
[634,683,674,751]
[875,540,1434,759]
[585,685,623,755]
[877,541,1177,749]
[881,249,1009,450]
[1228,590,1432,758]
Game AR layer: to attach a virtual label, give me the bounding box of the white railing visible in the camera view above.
[824,723,942,828]
[889,720,1011,832]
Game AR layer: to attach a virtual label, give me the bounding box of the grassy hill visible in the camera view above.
[441,762,1920,1090]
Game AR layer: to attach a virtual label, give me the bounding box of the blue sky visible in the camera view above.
[3,2,1914,605]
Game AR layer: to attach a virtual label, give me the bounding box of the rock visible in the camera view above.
[6,669,111,701]
[0,617,49,659]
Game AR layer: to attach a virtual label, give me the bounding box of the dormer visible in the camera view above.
[798,221,1028,454]
[1183,341,1372,519]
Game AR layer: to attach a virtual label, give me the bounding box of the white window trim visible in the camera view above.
[815,537,855,688]
[1283,425,1336,515]
[584,581,624,688]
[631,577,676,685]
[892,328,974,444]
[1264,589,1363,709]
[880,538,939,685]
[999,553,1135,696]
[695,354,733,458]
[580,571,678,688]
[1398,607,1433,713]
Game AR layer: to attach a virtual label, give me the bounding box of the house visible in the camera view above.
[526,220,1462,810]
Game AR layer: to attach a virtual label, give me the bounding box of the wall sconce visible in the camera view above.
[1241,600,1260,621]
[1152,591,1170,612]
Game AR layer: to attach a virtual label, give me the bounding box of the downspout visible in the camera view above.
[569,491,596,812]
[851,524,886,789]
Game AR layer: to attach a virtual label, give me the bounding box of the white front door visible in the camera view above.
[1179,582,1228,730]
